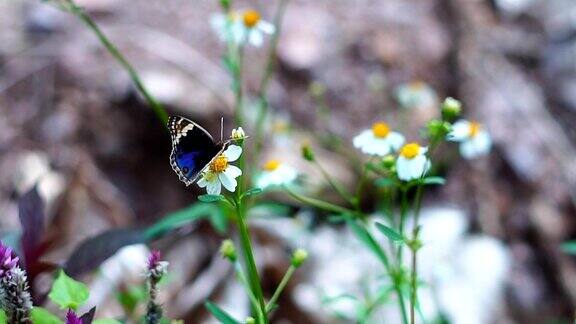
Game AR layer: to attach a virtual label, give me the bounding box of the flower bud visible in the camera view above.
[245,317,256,324]
[426,119,451,140]
[301,143,315,162]
[231,127,246,141]
[381,155,396,169]
[219,239,237,262]
[291,249,308,267]
[441,97,461,121]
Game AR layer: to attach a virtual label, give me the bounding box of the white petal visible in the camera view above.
[396,157,411,181]
[249,30,264,47]
[219,172,237,192]
[409,155,430,179]
[386,132,405,151]
[258,21,276,34]
[460,141,477,159]
[224,165,242,179]
[353,130,373,148]
[197,177,209,188]
[362,138,391,156]
[206,180,222,195]
[224,145,242,162]
[448,120,471,142]
[473,131,492,155]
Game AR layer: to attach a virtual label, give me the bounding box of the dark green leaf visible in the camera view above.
[421,177,446,185]
[208,208,229,235]
[242,188,263,200]
[30,307,63,324]
[48,270,89,310]
[375,222,404,242]
[205,301,240,324]
[198,194,226,203]
[117,285,147,316]
[347,220,390,269]
[144,203,220,240]
[375,178,396,188]
[561,241,576,255]
[65,229,145,277]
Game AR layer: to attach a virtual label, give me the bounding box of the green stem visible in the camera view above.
[234,262,260,311]
[283,185,356,216]
[64,0,168,125]
[265,265,295,313]
[314,160,355,206]
[397,187,409,261]
[354,161,372,210]
[235,202,268,324]
[254,0,289,157]
[409,184,424,324]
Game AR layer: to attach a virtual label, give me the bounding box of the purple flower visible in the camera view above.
[65,309,82,324]
[0,242,19,278]
[147,250,161,271]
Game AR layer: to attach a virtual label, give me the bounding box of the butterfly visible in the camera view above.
[168,116,230,186]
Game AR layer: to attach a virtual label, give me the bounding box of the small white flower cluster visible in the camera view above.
[353,121,430,181]
[353,115,492,181]
[211,9,275,47]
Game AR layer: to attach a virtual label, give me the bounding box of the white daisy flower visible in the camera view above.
[396,142,431,181]
[210,10,275,47]
[447,120,492,159]
[353,122,405,156]
[256,159,298,189]
[197,145,243,195]
[395,81,438,110]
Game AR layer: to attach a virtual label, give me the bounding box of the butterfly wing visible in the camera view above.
[168,116,226,186]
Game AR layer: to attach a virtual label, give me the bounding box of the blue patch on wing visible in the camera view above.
[174,150,200,178]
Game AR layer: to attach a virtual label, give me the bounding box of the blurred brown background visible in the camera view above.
[1,0,576,323]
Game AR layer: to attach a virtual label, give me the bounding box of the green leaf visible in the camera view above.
[241,188,263,200]
[30,307,63,324]
[144,203,220,240]
[93,320,122,324]
[198,194,226,203]
[375,222,404,242]
[205,301,240,324]
[116,285,147,316]
[208,206,229,234]
[48,270,89,310]
[561,241,576,255]
[421,177,445,185]
[0,310,7,324]
[374,178,396,188]
[347,220,390,269]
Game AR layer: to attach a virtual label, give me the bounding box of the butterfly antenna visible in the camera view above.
[220,116,224,142]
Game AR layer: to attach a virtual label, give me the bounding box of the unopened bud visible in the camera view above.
[441,97,461,121]
[301,144,315,162]
[219,239,237,262]
[291,249,308,267]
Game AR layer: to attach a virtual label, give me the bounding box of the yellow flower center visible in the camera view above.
[468,121,481,138]
[243,10,260,28]
[400,143,421,159]
[210,155,228,173]
[372,122,391,138]
[263,159,281,171]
